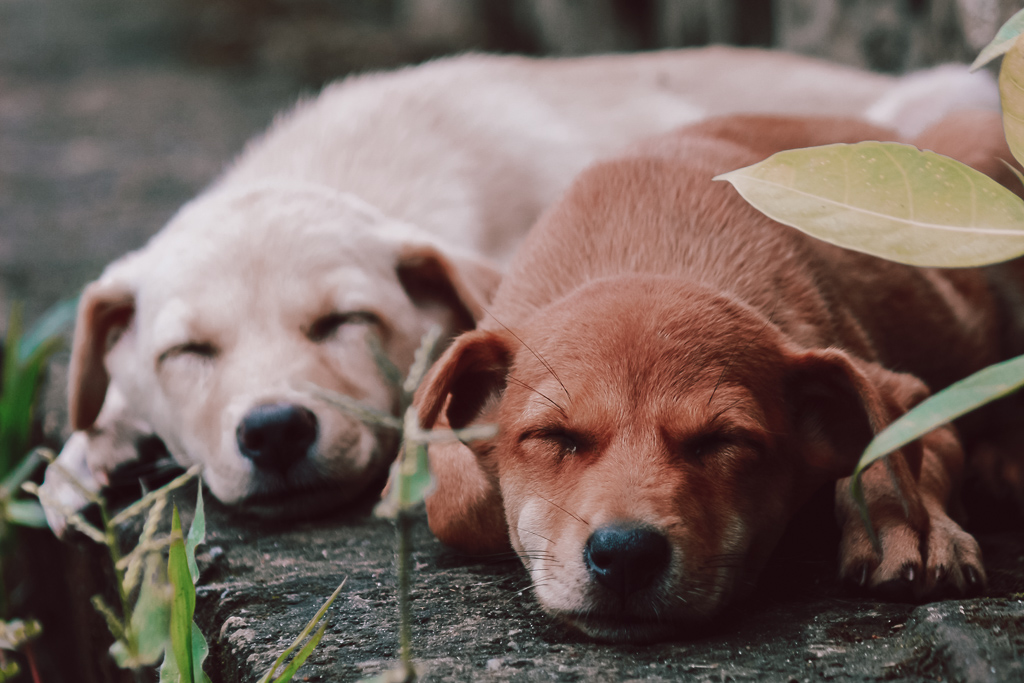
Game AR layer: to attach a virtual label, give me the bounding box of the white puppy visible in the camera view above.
[41,48,998,532]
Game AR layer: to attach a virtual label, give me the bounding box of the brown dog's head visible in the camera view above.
[418,274,916,641]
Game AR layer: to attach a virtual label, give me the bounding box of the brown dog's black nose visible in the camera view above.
[584,524,671,597]
[236,403,318,472]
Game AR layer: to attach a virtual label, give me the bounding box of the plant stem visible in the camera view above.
[396,498,415,682]
[98,502,136,658]
[23,642,40,683]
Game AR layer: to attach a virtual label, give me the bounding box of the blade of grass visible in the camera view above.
[185,487,206,584]
[0,305,25,474]
[131,554,172,667]
[0,449,42,493]
[5,501,47,528]
[267,622,328,683]
[18,297,77,363]
[167,507,195,683]
[257,578,347,683]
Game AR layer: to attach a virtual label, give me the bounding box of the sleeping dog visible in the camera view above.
[417,111,1024,641]
[41,48,999,532]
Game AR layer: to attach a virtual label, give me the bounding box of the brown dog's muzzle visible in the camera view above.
[584,523,672,598]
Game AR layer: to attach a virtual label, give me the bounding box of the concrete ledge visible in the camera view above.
[189,490,1024,683]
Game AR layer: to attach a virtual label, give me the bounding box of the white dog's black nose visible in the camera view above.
[584,524,671,597]
[236,403,318,472]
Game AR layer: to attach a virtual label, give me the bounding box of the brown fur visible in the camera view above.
[416,111,1024,641]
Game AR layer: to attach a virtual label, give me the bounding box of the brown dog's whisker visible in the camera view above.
[506,374,568,419]
[516,526,557,545]
[480,304,573,406]
[534,493,589,527]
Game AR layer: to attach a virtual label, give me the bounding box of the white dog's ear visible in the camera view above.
[68,269,137,431]
[396,243,502,333]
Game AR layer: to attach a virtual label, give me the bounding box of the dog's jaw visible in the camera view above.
[510,495,743,642]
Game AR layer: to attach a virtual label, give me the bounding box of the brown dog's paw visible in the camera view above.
[838,502,985,601]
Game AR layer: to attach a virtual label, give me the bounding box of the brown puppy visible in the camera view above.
[416,112,1024,641]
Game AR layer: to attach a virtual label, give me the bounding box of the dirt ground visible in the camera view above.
[3,0,1024,681]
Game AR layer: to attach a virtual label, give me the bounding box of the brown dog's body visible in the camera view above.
[417,112,1024,641]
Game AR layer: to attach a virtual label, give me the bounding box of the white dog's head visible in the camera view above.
[67,182,500,515]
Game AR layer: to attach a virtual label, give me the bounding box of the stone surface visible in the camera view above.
[189,488,1024,683]
[4,0,1024,681]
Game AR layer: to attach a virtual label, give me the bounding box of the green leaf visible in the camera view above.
[18,297,77,363]
[168,507,195,683]
[1000,34,1024,169]
[716,142,1024,267]
[185,487,206,585]
[0,305,25,473]
[190,622,213,683]
[131,555,172,667]
[159,647,180,682]
[375,443,434,520]
[5,500,47,528]
[1,449,42,492]
[972,9,1024,70]
[0,659,20,680]
[850,354,1024,547]
[853,354,1024,483]
[402,443,433,508]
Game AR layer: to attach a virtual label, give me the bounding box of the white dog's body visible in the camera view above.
[41,48,999,531]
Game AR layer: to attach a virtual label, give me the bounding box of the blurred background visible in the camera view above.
[0,0,1021,680]
[1,0,1020,327]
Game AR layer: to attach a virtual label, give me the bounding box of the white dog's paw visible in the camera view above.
[39,431,101,537]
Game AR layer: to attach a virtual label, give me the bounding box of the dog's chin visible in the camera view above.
[547,589,732,643]
[224,467,387,521]
[232,485,357,520]
[556,611,700,643]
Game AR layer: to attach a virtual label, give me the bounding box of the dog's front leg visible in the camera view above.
[835,424,985,600]
[40,384,155,536]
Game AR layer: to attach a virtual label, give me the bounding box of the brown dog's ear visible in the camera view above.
[416,329,515,553]
[784,348,930,479]
[396,243,502,335]
[68,276,136,431]
[417,328,514,430]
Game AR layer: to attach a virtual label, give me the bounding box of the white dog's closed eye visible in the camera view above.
[158,342,218,364]
[305,311,380,342]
